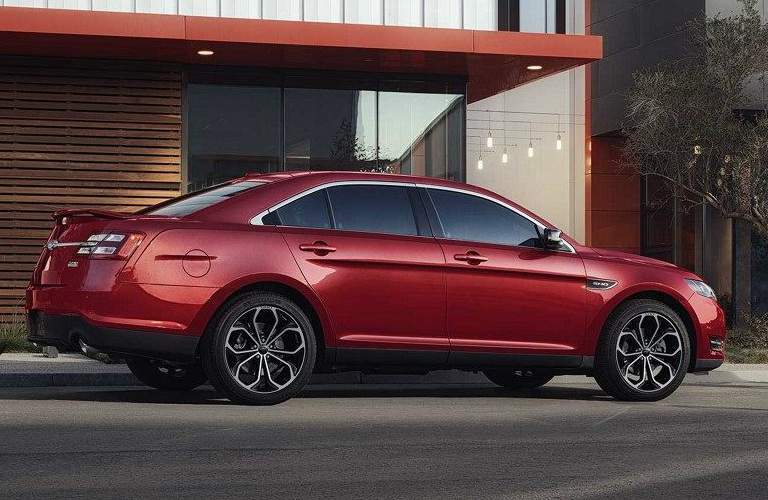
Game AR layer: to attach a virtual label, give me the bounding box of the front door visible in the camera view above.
[267,182,447,363]
[422,187,587,365]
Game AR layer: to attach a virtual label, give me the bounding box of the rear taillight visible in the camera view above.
[77,233,144,259]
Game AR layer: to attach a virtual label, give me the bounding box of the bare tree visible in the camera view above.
[625,0,768,237]
[623,0,768,324]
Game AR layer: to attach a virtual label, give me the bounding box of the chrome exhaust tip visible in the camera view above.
[78,338,99,356]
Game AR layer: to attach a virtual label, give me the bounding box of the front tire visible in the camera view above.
[201,292,317,405]
[126,358,207,391]
[594,299,691,401]
[484,368,553,390]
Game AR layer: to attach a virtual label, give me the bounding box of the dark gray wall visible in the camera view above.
[589,0,706,136]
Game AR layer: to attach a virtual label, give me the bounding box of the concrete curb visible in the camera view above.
[2,353,767,388]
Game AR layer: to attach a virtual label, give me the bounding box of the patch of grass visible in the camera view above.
[725,345,768,363]
[725,314,768,364]
[0,319,39,354]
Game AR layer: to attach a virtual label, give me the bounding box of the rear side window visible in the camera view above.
[327,185,418,236]
[270,189,332,229]
[427,188,541,247]
[145,181,262,217]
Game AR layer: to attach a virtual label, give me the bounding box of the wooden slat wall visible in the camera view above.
[0,56,182,324]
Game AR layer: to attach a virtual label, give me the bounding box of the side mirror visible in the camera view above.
[542,228,563,250]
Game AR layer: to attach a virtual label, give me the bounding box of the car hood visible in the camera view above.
[590,247,680,269]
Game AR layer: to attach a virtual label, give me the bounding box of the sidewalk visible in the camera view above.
[1,352,767,387]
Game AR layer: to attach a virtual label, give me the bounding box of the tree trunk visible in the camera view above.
[732,219,752,328]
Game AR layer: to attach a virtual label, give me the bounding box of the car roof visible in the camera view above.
[239,170,468,189]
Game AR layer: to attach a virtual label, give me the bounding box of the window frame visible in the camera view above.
[418,184,576,253]
[253,180,432,238]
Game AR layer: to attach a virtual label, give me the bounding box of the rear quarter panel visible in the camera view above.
[125,224,333,342]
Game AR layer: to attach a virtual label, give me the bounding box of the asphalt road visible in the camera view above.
[2,382,768,499]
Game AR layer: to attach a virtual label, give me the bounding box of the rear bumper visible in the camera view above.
[26,311,199,362]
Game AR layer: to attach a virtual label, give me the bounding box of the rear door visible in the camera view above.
[422,186,587,363]
[264,182,448,363]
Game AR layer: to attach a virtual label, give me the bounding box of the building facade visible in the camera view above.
[0,1,601,323]
[587,0,768,314]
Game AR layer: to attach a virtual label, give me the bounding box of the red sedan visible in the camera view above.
[26,172,725,404]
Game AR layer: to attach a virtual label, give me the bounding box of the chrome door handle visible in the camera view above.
[299,241,336,255]
[454,251,488,264]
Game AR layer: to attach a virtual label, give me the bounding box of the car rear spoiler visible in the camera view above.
[52,209,133,223]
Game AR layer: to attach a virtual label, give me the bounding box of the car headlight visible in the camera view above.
[685,279,716,299]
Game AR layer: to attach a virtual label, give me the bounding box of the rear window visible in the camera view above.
[144,181,263,217]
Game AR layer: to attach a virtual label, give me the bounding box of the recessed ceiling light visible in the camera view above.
[197,49,215,56]
[526,64,543,71]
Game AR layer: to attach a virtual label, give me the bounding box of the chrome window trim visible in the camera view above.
[250,179,575,254]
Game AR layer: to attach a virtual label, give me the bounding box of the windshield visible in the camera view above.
[143,181,263,217]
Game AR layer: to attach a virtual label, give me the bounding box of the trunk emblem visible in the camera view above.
[67,261,79,268]
[47,240,96,251]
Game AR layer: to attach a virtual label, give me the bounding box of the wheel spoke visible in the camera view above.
[649,331,677,351]
[226,345,259,355]
[266,327,301,348]
[246,354,266,390]
[622,354,644,379]
[649,354,677,378]
[270,345,305,356]
[267,353,296,379]
[651,346,681,357]
[618,330,643,356]
[646,357,661,388]
[234,352,261,384]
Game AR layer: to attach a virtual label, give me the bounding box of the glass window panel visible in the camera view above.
[547,0,557,33]
[274,189,332,229]
[428,189,541,247]
[262,0,302,20]
[384,0,423,26]
[463,0,497,31]
[219,0,262,18]
[284,88,377,172]
[304,0,344,22]
[424,0,462,28]
[187,84,281,192]
[344,0,383,25]
[378,88,464,180]
[327,185,418,236]
[520,0,546,33]
[146,181,263,217]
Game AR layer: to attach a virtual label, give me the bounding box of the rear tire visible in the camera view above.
[594,299,690,402]
[484,368,554,390]
[201,292,317,405]
[126,358,207,391]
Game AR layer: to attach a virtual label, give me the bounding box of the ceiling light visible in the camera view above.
[477,154,484,170]
[526,64,543,71]
[487,131,494,149]
[528,142,534,158]
[556,134,562,151]
[197,49,215,56]
[502,149,508,164]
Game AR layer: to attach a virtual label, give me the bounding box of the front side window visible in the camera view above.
[327,184,418,236]
[427,189,541,247]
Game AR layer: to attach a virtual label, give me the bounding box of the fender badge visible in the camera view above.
[586,278,617,290]
[67,261,79,268]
